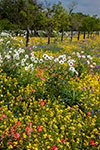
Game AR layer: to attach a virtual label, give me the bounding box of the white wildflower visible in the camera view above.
[49,56,54,60]
[5,55,11,59]
[87,55,91,58]
[68,62,73,66]
[59,60,64,64]
[54,58,59,63]
[9,51,12,53]
[43,54,48,59]
[26,63,29,65]
[77,55,81,58]
[39,59,43,64]
[76,52,80,56]
[75,71,78,75]
[82,55,86,58]
[30,56,35,62]
[6,41,10,44]
[21,63,25,66]
[87,60,90,64]
[16,63,19,66]
[93,62,96,65]
[81,51,84,53]
[29,64,33,68]
[69,67,75,72]
[21,59,26,63]
[25,54,29,59]
[63,57,67,62]
[90,65,94,68]
[25,66,28,71]
[68,56,71,59]
[1,94,3,97]
[72,52,75,55]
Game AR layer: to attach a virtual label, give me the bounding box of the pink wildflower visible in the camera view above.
[32,89,36,93]
[13,133,20,140]
[61,138,66,144]
[27,122,32,126]
[7,141,12,145]
[90,140,96,147]
[37,126,43,132]
[51,145,58,150]
[1,135,4,139]
[87,111,91,115]
[40,100,45,106]
[16,121,21,126]
[1,114,6,118]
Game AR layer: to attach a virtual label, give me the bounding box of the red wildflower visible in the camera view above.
[51,145,58,150]
[40,100,45,106]
[13,133,20,140]
[11,128,14,132]
[7,141,12,145]
[61,138,65,142]
[1,114,6,118]
[87,111,91,115]
[13,125,17,129]
[32,89,36,93]
[25,127,33,135]
[27,122,32,126]
[1,135,4,139]
[90,140,96,147]
[37,141,40,144]
[37,126,43,132]
[61,138,66,144]
[16,121,21,126]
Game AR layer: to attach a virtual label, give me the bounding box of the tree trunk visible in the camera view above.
[48,34,50,44]
[87,32,89,38]
[61,28,64,42]
[83,32,85,39]
[26,25,29,47]
[48,26,51,44]
[77,31,80,41]
[96,31,99,35]
[31,30,34,36]
[91,31,92,37]
[16,31,18,36]
[71,30,73,41]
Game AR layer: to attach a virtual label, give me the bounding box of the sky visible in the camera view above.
[39,0,100,17]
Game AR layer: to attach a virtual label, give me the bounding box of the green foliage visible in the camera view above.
[52,1,70,32]
[0,19,13,30]
[70,13,86,31]
[0,0,100,40]
[81,15,98,32]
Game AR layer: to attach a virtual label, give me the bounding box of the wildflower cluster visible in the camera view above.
[0,35,100,149]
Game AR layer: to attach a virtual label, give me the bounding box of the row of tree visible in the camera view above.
[0,0,100,46]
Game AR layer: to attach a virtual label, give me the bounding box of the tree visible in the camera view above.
[0,18,13,31]
[95,18,100,35]
[18,0,40,46]
[41,0,54,44]
[0,0,41,46]
[52,1,70,42]
[81,15,97,39]
[0,0,22,32]
[68,1,77,41]
[70,13,86,40]
[68,1,77,15]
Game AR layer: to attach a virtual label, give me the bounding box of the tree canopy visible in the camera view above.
[0,0,100,44]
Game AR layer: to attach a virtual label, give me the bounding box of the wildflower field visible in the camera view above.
[0,34,100,150]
